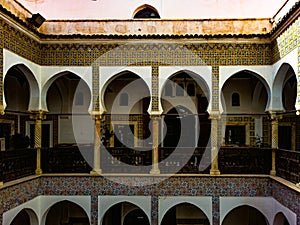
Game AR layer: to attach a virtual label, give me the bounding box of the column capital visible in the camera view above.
[208,111,221,120]
[267,111,283,121]
[30,110,47,120]
[0,104,5,115]
[150,114,162,120]
[90,111,103,120]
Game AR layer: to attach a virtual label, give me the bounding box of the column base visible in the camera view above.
[270,170,276,176]
[35,168,43,175]
[90,169,102,176]
[210,169,221,175]
[150,168,160,175]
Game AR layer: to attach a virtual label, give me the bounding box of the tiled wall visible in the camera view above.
[0,176,273,225]
[1,176,300,225]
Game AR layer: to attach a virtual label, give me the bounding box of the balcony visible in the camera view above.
[1,146,299,185]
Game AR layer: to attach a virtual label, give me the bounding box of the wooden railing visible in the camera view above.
[41,146,92,173]
[1,148,36,183]
[276,149,300,184]
[102,147,152,173]
[159,147,211,174]
[1,146,299,184]
[219,147,272,174]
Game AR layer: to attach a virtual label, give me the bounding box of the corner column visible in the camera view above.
[150,115,161,174]
[90,113,102,175]
[270,112,279,176]
[209,113,221,175]
[31,110,47,175]
[0,154,3,187]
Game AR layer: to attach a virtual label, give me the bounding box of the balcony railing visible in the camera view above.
[1,148,36,183]
[219,147,272,174]
[276,149,300,184]
[41,146,92,173]
[1,146,299,184]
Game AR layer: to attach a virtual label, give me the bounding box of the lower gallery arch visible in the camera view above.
[274,212,290,225]
[9,209,38,225]
[44,200,90,225]
[160,202,210,225]
[159,197,212,225]
[222,205,269,225]
[101,202,150,225]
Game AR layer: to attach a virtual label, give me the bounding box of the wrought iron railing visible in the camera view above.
[1,148,36,182]
[276,149,300,184]
[41,145,92,173]
[1,146,299,185]
[218,147,272,174]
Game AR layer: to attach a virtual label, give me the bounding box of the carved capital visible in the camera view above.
[268,111,283,121]
[30,110,47,120]
[90,111,103,121]
[0,104,5,115]
[150,115,161,120]
[208,111,221,120]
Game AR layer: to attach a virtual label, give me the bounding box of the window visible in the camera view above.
[187,83,195,96]
[133,6,160,19]
[165,82,173,96]
[120,93,129,106]
[231,92,240,106]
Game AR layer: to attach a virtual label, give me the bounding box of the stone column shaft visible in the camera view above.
[31,110,46,175]
[91,114,102,175]
[210,114,220,175]
[150,116,160,174]
[270,114,279,176]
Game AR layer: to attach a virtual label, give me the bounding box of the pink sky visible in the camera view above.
[16,0,296,20]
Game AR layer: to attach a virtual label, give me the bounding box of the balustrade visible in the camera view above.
[1,146,299,184]
[276,149,300,184]
[1,148,36,182]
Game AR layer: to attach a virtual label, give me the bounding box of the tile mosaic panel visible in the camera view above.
[271,179,300,225]
[37,43,273,67]
[0,176,284,225]
[272,18,300,64]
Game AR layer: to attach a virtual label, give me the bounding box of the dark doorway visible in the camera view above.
[225,125,246,146]
[10,209,31,225]
[123,209,150,225]
[222,205,268,225]
[161,203,210,225]
[102,202,150,225]
[279,126,292,150]
[0,123,11,150]
[163,106,195,147]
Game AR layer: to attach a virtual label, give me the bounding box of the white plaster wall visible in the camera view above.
[39,196,91,225]
[272,48,298,111]
[272,45,298,78]
[220,197,297,225]
[219,65,272,112]
[40,66,93,112]
[3,49,93,111]
[3,49,41,110]
[100,66,152,113]
[3,197,40,225]
[3,195,91,225]
[158,196,212,225]
[219,65,272,93]
[98,196,151,225]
